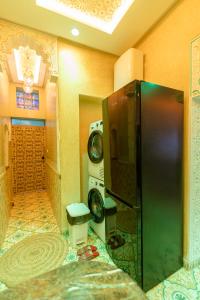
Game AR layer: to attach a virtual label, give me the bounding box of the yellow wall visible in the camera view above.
[0,68,10,170]
[58,40,117,231]
[45,80,61,231]
[0,68,11,246]
[10,83,45,119]
[0,69,10,117]
[45,81,58,169]
[79,95,102,203]
[136,0,200,261]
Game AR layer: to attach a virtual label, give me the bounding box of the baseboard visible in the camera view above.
[183,256,200,270]
[46,159,60,176]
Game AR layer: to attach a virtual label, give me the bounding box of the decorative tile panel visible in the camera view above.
[11,125,46,194]
[188,35,200,265]
[46,162,61,230]
[60,0,122,22]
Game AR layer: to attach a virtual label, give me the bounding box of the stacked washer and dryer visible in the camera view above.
[87,120,116,243]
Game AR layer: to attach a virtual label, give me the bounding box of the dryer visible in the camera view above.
[88,120,104,181]
[88,176,117,243]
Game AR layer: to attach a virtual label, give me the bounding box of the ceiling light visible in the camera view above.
[71,28,79,37]
[36,0,135,34]
[13,46,41,93]
[13,49,23,81]
[33,55,41,84]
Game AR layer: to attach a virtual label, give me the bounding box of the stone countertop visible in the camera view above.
[0,261,147,300]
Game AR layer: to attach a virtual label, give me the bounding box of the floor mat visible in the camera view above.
[0,232,68,287]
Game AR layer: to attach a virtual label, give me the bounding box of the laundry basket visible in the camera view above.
[66,203,91,247]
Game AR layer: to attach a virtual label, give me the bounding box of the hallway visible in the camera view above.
[0,191,113,293]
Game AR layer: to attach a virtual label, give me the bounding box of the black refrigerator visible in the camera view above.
[103,80,183,291]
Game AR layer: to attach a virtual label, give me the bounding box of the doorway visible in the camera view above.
[11,118,46,194]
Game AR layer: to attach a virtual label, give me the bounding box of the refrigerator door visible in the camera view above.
[141,82,183,291]
[103,80,142,285]
[103,80,140,208]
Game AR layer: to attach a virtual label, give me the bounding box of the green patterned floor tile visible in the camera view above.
[20,220,45,232]
[147,266,200,300]
[3,191,200,300]
[0,242,13,257]
[146,282,165,300]
[0,281,8,293]
[167,268,198,291]
[5,229,32,243]
[8,218,30,228]
[163,280,198,300]
[35,224,59,233]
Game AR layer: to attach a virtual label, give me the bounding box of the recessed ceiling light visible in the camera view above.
[71,28,79,37]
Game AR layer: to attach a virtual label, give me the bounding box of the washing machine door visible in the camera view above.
[88,130,103,163]
[88,188,104,223]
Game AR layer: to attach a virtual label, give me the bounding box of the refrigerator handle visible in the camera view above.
[136,124,141,208]
[136,124,141,183]
[110,127,118,159]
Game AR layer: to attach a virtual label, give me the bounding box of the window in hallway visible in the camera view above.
[12,118,45,126]
[16,88,39,110]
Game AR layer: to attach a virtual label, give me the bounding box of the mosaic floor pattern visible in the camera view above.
[0,191,113,293]
[1,191,200,299]
[147,267,200,300]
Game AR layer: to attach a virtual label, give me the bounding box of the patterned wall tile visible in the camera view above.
[11,126,46,194]
[188,36,200,265]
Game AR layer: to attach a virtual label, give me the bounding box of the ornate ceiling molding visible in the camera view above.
[36,0,134,34]
[59,0,122,22]
[0,19,58,76]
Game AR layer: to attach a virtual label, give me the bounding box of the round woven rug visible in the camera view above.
[0,233,68,287]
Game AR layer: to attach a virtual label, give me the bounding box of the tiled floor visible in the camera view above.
[147,267,200,300]
[0,191,199,299]
[0,191,113,293]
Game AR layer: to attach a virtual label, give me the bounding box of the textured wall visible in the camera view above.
[0,121,4,170]
[58,40,117,232]
[45,81,59,170]
[0,127,12,247]
[0,70,10,117]
[0,169,11,247]
[0,65,11,247]
[46,163,61,230]
[45,80,60,230]
[136,0,200,265]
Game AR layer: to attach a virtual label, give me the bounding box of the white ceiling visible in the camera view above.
[0,0,178,55]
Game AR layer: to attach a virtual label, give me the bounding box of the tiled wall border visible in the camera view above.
[187,35,200,266]
[46,161,61,231]
[0,169,11,247]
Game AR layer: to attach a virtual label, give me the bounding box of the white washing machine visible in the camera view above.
[88,176,117,243]
[88,120,104,181]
